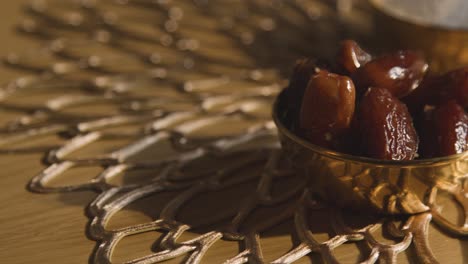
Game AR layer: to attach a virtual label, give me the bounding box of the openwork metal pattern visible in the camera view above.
[0,0,466,263]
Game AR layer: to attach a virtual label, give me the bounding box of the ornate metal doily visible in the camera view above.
[1,0,467,263]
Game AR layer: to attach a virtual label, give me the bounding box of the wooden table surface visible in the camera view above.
[0,2,97,263]
[0,1,466,264]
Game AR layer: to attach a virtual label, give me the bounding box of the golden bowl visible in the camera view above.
[273,89,468,215]
[369,0,468,73]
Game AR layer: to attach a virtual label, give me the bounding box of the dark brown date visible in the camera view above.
[419,101,468,158]
[336,39,372,74]
[447,68,468,107]
[414,106,437,158]
[358,87,418,160]
[403,67,468,112]
[354,51,428,98]
[284,58,321,130]
[299,71,356,149]
[288,58,320,94]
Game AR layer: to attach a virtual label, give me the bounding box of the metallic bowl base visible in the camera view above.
[274,89,468,215]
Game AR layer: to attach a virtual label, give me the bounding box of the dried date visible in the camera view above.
[299,71,356,149]
[284,58,321,129]
[419,101,468,157]
[354,51,428,98]
[358,87,418,160]
[336,39,372,74]
[403,67,468,112]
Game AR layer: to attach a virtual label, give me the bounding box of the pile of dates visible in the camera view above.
[286,40,468,160]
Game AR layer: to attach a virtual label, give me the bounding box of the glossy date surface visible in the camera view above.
[358,87,418,160]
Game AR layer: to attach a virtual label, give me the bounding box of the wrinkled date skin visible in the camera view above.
[354,51,428,98]
[337,40,372,74]
[403,67,468,112]
[358,87,418,160]
[299,71,356,149]
[419,101,468,158]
